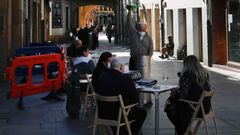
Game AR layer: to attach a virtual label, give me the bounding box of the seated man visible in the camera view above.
[73,46,95,82]
[66,46,95,118]
[96,58,147,135]
[72,46,95,107]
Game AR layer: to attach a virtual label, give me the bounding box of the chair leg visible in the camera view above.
[192,120,201,135]
[84,86,90,113]
[99,125,109,135]
[203,119,210,135]
[124,118,132,135]
[212,116,220,135]
[184,120,194,135]
[116,125,120,135]
[93,124,97,135]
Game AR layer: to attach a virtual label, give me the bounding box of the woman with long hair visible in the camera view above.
[92,52,113,90]
[166,55,211,135]
[179,55,210,98]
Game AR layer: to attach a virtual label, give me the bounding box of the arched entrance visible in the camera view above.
[69,0,126,44]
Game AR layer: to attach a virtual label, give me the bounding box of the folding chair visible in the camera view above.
[179,90,219,135]
[79,74,95,114]
[92,92,138,135]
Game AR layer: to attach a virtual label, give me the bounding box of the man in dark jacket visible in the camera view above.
[66,46,95,118]
[96,58,147,135]
[72,46,95,93]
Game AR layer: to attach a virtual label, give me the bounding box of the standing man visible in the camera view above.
[127,8,154,108]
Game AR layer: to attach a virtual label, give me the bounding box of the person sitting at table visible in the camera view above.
[73,46,95,93]
[166,55,211,135]
[67,39,83,70]
[67,39,82,58]
[96,58,147,135]
[92,51,113,90]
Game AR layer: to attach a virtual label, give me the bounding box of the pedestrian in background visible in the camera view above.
[166,35,174,58]
[106,25,113,43]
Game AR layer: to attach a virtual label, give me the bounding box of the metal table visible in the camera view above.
[137,84,177,135]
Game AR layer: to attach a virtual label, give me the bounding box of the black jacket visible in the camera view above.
[96,69,139,120]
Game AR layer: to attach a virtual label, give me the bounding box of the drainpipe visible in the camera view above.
[160,0,165,48]
[206,0,213,67]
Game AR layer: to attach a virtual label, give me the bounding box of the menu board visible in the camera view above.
[52,0,62,28]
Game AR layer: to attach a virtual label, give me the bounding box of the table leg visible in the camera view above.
[155,93,160,135]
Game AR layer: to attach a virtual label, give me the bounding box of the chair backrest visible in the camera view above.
[92,92,136,135]
[79,74,92,83]
[180,90,219,135]
[93,92,121,121]
[94,92,120,103]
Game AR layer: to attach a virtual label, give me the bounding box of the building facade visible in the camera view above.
[139,0,238,68]
[0,0,239,81]
[0,0,71,80]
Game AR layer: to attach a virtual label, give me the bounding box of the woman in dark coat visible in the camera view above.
[168,55,211,135]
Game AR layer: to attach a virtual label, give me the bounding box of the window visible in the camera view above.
[228,0,240,62]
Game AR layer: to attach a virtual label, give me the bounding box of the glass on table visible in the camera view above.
[162,73,169,85]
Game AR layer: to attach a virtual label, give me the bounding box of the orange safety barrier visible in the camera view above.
[5,53,66,99]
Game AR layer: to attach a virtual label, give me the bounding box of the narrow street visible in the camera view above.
[0,33,240,135]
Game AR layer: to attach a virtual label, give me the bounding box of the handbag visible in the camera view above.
[164,87,180,125]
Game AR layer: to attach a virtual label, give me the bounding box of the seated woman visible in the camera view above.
[92,52,113,90]
[166,55,211,135]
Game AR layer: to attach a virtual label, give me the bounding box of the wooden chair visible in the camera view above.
[179,90,219,135]
[79,74,95,114]
[92,92,138,135]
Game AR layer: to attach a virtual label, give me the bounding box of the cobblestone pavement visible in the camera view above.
[0,33,240,135]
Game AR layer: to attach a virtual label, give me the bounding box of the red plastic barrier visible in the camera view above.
[5,54,66,99]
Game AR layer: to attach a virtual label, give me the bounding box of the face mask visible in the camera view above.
[138,31,146,36]
[103,62,111,68]
[139,31,146,40]
[107,62,111,68]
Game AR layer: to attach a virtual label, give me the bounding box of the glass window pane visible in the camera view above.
[228,1,240,62]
